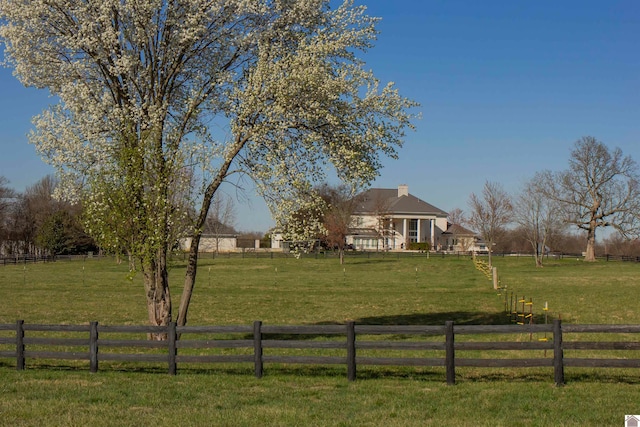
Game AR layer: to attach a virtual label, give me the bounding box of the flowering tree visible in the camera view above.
[0,0,417,332]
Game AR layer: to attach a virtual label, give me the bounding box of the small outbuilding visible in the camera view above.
[179,234,237,253]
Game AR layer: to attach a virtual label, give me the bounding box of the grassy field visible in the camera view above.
[1,254,640,426]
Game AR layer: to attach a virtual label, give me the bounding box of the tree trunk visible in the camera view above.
[488,246,493,268]
[533,242,543,267]
[175,134,249,327]
[176,181,220,327]
[339,248,344,265]
[142,248,172,340]
[535,254,543,268]
[584,226,597,262]
[528,239,537,267]
[177,233,201,326]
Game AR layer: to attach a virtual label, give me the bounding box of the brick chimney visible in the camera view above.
[398,184,408,197]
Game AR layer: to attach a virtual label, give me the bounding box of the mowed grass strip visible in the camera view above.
[1,254,640,425]
[1,369,639,426]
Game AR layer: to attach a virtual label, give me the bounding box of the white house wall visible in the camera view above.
[349,214,447,250]
[179,236,237,252]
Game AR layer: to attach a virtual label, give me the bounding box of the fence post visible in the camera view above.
[347,321,356,381]
[553,319,564,386]
[16,320,25,371]
[168,322,177,375]
[253,321,263,378]
[90,321,99,373]
[445,321,455,385]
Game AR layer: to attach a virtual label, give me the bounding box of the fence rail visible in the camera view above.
[2,320,640,384]
[3,250,640,266]
[0,254,99,265]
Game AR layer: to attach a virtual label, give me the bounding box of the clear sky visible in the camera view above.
[1,0,638,232]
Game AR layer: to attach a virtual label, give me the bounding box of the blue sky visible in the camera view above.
[1,0,638,232]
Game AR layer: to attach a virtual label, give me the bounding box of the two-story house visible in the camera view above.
[348,185,448,251]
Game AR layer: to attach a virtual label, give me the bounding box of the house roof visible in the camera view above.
[347,227,380,237]
[442,223,477,236]
[354,187,448,217]
[202,220,237,235]
[200,233,238,239]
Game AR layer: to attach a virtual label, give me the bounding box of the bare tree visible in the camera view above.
[447,208,466,227]
[0,179,45,255]
[514,176,564,267]
[1,176,95,256]
[23,176,67,254]
[20,176,95,256]
[371,192,393,251]
[4,196,28,254]
[496,227,530,254]
[539,137,640,261]
[317,184,361,265]
[551,231,587,255]
[467,181,512,267]
[0,177,16,254]
[603,234,640,257]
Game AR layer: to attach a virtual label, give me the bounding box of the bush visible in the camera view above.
[408,242,430,251]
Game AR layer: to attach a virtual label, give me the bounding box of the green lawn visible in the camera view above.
[1,254,639,426]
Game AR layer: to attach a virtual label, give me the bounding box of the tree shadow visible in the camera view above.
[312,311,552,326]
[352,311,512,326]
[353,311,554,326]
[343,258,401,265]
[254,311,556,341]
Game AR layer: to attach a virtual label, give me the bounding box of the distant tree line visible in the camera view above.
[455,136,640,266]
[0,175,96,257]
[293,137,640,267]
[3,138,638,265]
[0,176,267,258]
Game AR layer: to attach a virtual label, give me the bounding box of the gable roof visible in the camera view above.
[202,220,237,235]
[442,223,477,236]
[354,187,448,217]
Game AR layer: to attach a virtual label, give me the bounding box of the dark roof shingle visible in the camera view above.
[354,188,447,216]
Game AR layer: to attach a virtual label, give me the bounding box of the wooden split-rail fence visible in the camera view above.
[2,320,640,385]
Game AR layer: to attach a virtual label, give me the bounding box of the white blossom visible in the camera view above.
[1,0,418,325]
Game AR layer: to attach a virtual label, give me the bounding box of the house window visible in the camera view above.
[408,219,418,243]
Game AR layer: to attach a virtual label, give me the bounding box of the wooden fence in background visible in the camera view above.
[1,320,640,385]
[3,251,640,266]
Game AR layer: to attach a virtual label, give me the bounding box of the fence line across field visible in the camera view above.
[3,251,640,267]
[2,320,640,385]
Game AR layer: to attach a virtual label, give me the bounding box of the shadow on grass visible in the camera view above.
[7,360,640,385]
[353,311,512,326]
[256,311,554,341]
[342,258,402,265]
[324,310,552,326]
[355,311,555,327]
[459,369,640,385]
[563,370,640,384]
[0,360,437,381]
